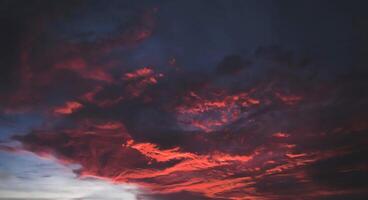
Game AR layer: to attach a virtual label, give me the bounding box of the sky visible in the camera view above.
[0,0,368,199]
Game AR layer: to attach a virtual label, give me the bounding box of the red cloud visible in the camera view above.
[53,101,83,115]
[176,90,260,132]
[122,67,164,98]
[2,5,366,199]
[16,118,346,199]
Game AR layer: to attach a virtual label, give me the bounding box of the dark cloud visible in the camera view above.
[11,47,368,199]
[215,55,250,75]
[1,0,368,200]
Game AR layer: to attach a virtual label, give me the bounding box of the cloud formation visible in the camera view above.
[1,1,368,200]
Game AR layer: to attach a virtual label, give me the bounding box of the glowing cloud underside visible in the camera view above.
[1,1,368,200]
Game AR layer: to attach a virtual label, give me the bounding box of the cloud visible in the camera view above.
[10,51,368,199]
[215,55,251,75]
[0,151,140,200]
[1,1,368,199]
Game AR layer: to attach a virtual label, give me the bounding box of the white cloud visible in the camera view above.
[0,151,140,200]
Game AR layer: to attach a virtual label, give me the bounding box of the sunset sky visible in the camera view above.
[0,0,368,199]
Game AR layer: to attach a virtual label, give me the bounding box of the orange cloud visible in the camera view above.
[53,101,83,115]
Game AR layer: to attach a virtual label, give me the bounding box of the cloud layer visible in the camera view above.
[1,1,368,200]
